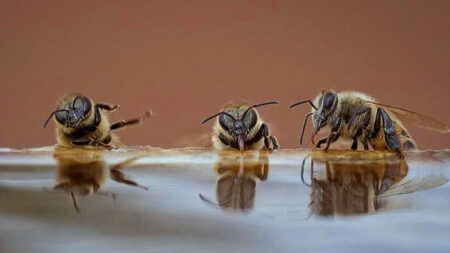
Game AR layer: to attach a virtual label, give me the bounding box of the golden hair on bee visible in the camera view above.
[201,101,279,151]
[43,93,152,150]
[290,90,449,155]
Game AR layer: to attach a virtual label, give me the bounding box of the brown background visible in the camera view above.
[0,0,449,149]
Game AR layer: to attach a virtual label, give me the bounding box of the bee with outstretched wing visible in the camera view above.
[290,90,449,155]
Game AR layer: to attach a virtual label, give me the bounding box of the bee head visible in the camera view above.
[313,90,338,131]
[219,110,253,150]
[202,101,279,150]
[44,95,92,128]
[290,90,338,145]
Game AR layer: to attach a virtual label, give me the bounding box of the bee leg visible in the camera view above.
[316,123,341,149]
[110,110,152,131]
[362,140,369,150]
[379,108,402,153]
[270,136,279,150]
[92,182,101,192]
[403,140,417,151]
[259,123,275,151]
[315,138,328,148]
[261,127,278,150]
[261,124,270,150]
[372,108,382,138]
[351,139,358,150]
[361,110,371,151]
[96,103,120,111]
[350,128,363,150]
[53,181,70,190]
[257,155,269,181]
[102,135,112,145]
[110,119,140,130]
[262,158,269,181]
[93,141,114,150]
[110,168,148,190]
[322,118,342,150]
[349,106,371,138]
[89,135,113,150]
[324,133,340,150]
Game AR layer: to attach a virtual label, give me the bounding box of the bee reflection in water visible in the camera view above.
[199,151,269,213]
[301,152,409,217]
[45,147,148,213]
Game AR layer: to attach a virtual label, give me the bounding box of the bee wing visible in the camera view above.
[380,176,449,197]
[365,101,450,133]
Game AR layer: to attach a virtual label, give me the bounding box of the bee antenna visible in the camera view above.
[71,191,81,214]
[300,112,314,145]
[43,109,69,128]
[201,112,236,124]
[72,96,80,109]
[290,100,318,110]
[198,193,221,209]
[242,101,279,119]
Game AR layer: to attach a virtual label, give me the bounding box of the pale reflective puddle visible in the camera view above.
[0,147,449,253]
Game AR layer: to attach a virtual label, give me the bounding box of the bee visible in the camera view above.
[199,151,269,212]
[202,101,279,151]
[46,147,148,213]
[290,90,450,154]
[44,93,151,149]
[301,151,409,216]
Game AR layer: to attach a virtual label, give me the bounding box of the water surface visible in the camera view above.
[1,147,449,253]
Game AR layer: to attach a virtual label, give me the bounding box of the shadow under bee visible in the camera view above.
[199,151,269,213]
[301,152,409,217]
[44,147,148,213]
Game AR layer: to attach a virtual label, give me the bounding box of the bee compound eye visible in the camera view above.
[54,110,69,125]
[323,93,336,110]
[219,114,233,131]
[243,109,257,129]
[76,96,91,115]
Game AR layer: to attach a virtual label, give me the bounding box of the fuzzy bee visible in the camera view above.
[199,151,269,212]
[46,147,148,213]
[202,101,279,151]
[44,93,151,149]
[290,90,449,154]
